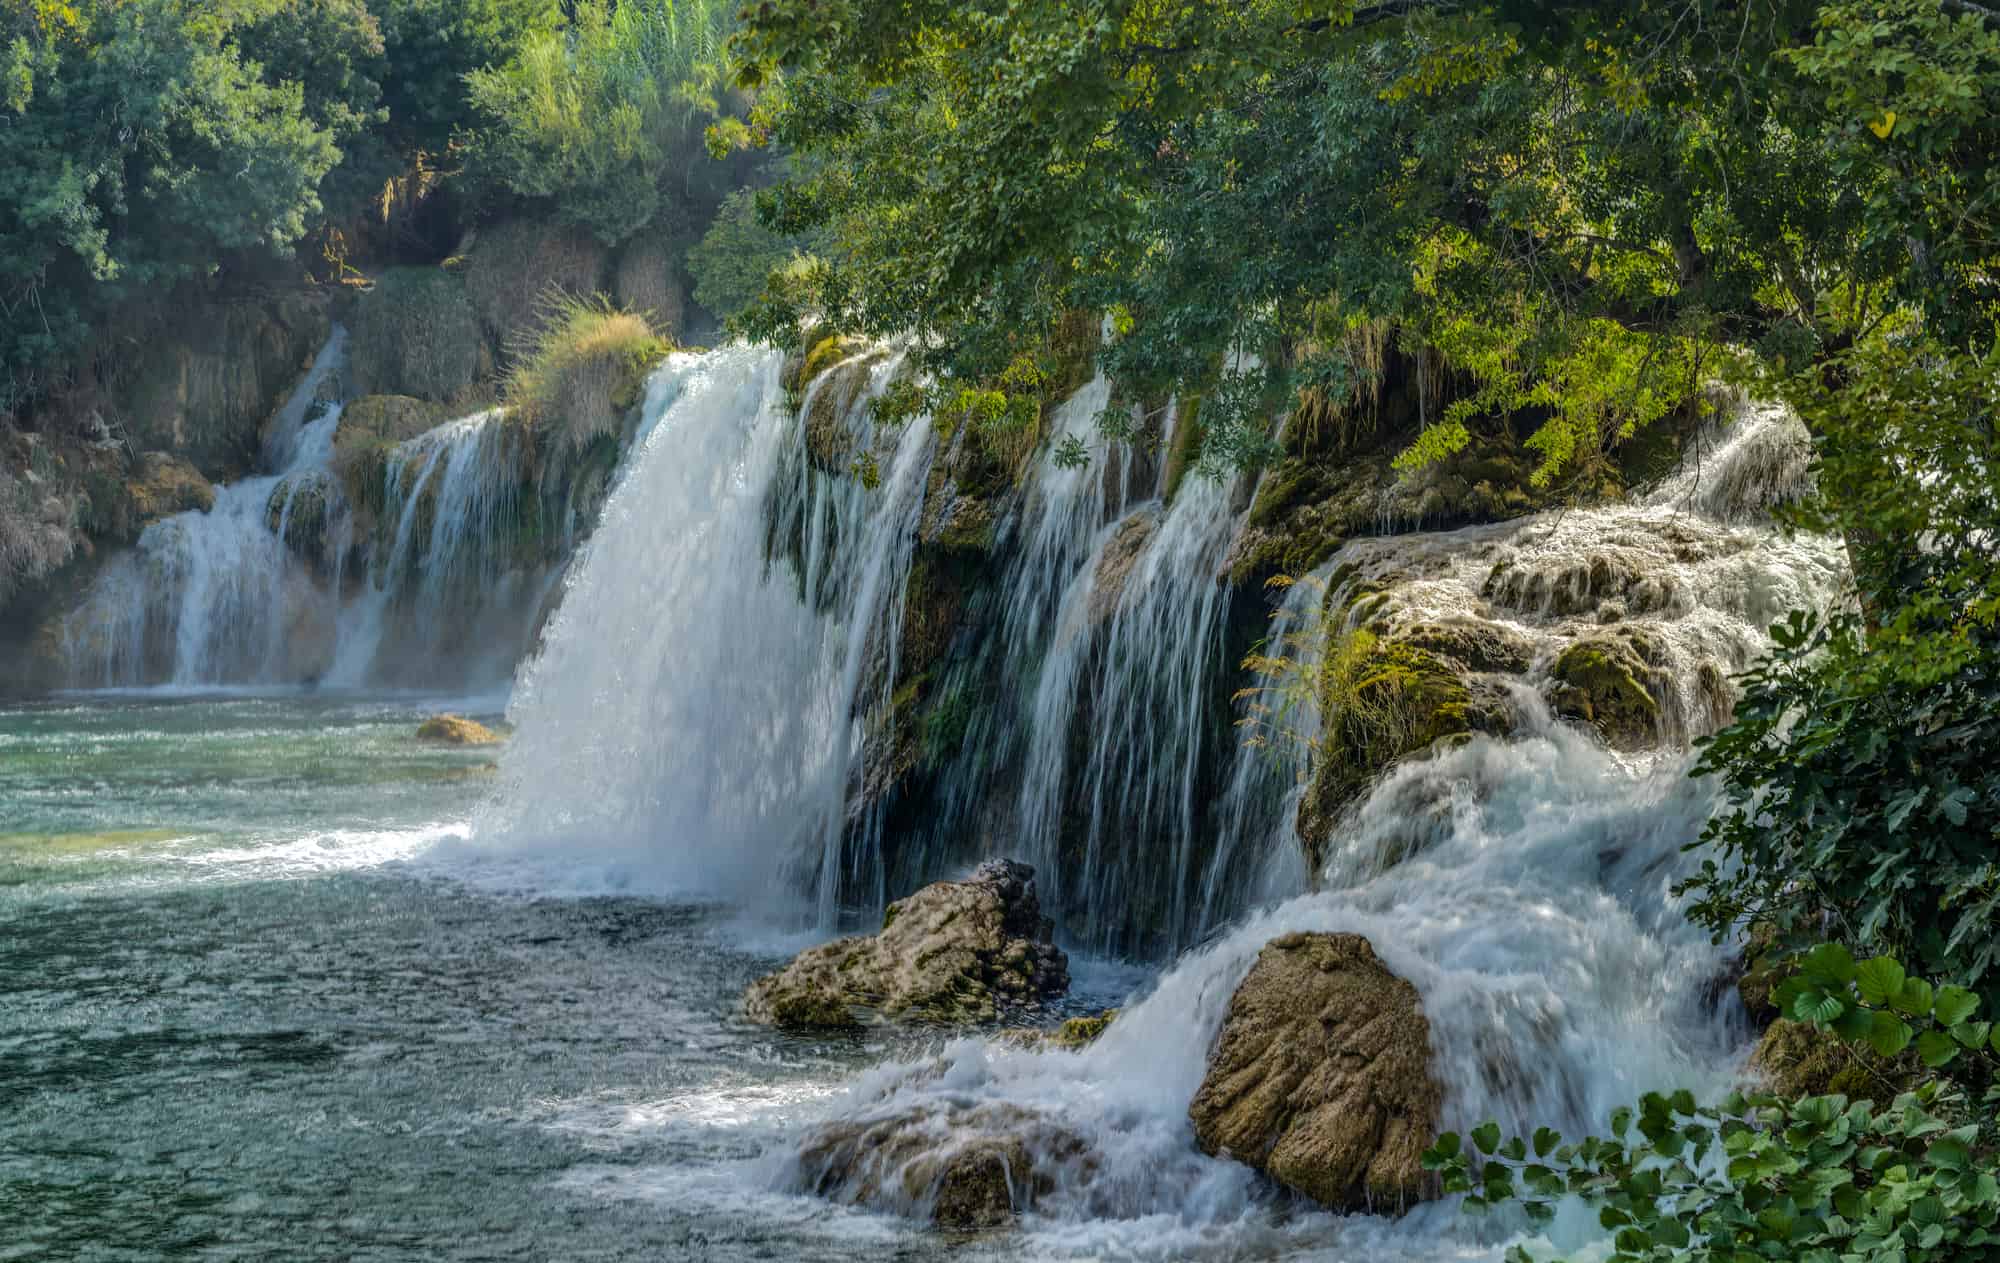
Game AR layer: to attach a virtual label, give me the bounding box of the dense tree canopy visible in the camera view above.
[726,0,1999,478]
[0,0,746,414]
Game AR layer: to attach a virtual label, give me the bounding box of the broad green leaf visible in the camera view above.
[1802,942,1858,986]
[1866,1011,1915,1057]
[1532,1126,1559,1159]
[1892,978,1934,1017]
[1855,956,1906,1008]
[1471,1121,1500,1155]
[1916,1029,1961,1068]
[1932,985,1980,1027]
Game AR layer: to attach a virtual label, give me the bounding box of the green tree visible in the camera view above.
[0,0,344,407]
[465,0,733,244]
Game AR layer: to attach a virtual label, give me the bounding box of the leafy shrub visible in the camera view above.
[1682,340,2000,996]
[1424,946,2000,1262]
[465,0,731,244]
[503,294,670,453]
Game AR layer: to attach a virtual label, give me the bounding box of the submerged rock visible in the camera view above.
[793,1103,1088,1229]
[1189,931,1440,1214]
[415,714,502,745]
[743,859,1069,1029]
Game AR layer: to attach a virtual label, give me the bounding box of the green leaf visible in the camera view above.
[1795,990,1847,1026]
[1867,1011,1915,1057]
[1610,1107,1632,1139]
[1471,1121,1501,1155]
[1802,942,1858,986]
[1855,956,1907,1007]
[1952,1020,1991,1049]
[1932,985,1980,1027]
[1916,1029,1961,1068]
[1893,978,1935,1017]
[1533,1126,1560,1159]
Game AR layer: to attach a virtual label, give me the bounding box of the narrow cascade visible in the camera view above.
[326,410,535,688]
[56,330,573,692]
[1012,403,1243,955]
[473,346,936,919]
[770,402,1854,1253]
[62,331,351,687]
[906,388,1269,957]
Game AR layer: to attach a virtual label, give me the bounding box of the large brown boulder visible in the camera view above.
[793,1103,1088,1229]
[743,859,1069,1029]
[1189,932,1441,1214]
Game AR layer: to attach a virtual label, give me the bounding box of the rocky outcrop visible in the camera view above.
[1295,625,1514,867]
[330,394,450,522]
[793,1103,1088,1229]
[125,453,215,525]
[416,714,502,745]
[1189,932,1441,1214]
[1547,628,1672,749]
[111,288,333,477]
[346,267,490,403]
[1749,1019,1921,1102]
[744,859,1069,1029]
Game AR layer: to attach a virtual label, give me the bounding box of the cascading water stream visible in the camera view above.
[62,330,351,687]
[758,400,1852,1257]
[56,328,572,692]
[472,346,936,921]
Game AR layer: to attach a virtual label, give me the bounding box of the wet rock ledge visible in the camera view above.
[744,859,1069,1029]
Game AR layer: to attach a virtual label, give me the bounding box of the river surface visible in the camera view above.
[4,693,1424,1263]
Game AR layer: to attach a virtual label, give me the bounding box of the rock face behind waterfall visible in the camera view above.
[744,860,1069,1029]
[1189,932,1441,1214]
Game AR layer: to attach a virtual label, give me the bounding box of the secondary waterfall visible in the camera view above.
[56,331,574,692]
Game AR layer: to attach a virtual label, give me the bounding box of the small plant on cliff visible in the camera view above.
[504,292,671,453]
[1423,946,2000,1262]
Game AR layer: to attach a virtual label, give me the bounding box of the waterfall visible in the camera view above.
[761,400,1853,1256]
[472,346,936,918]
[56,329,574,693]
[62,331,351,687]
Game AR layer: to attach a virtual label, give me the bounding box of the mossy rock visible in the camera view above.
[1296,636,1512,871]
[1749,1019,1923,1101]
[461,218,609,364]
[125,452,214,524]
[347,268,486,402]
[1051,1008,1117,1049]
[331,395,450,523]
[800,344,888,474]
[264,474,337,565]
[1548,629,1671,749]
[1397,618,1534,674]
